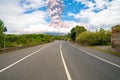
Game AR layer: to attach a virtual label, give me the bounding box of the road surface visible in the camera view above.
[0,41,120,80]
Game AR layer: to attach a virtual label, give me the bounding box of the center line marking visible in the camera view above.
[0,44,52,73]
[60,43,72,80]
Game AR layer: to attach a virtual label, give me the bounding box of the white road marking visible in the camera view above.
[0,44,51,73]
[70,43,120,68]
[85,51,120,68]
[60,43,72,80]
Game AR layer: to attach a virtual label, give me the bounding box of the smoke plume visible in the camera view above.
[47,0,67,28]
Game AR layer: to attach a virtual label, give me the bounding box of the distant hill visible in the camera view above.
[43,31,67,36]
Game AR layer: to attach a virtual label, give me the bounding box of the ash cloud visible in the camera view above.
[47,0,67,28]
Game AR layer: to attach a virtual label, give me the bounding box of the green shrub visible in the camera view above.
[76,28,111,46]
[5,34,54,48]
[113,25,120,30]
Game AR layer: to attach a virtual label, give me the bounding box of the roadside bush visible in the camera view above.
[5,34,54,48]
[76,28,111,46]
[76,31,95,45]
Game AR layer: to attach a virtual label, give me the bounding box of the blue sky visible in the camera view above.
[20,0,93,22]
[0,0,120,34]
[62,0,85,22]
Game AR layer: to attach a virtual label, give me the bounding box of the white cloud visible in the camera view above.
[94,0,110,10]
[0,0,48,34]
[74,0,110,10]
[71,0,120,31]
[21,0,46,10]
[25,22,71,34]
[0,0,71,34]
[68,9,95,20]
[6,11,49,34]
[90,0,120,26]
[0,0,120,34]
[63,20,90,32]
[0,0,58,34]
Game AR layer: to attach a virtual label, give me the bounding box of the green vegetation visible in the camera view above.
[70,25,87,41]
[5,34,54,48]
[0,20,55,50]
[76,28,111,46]
[68,25,111,46]
[70,28,76,41]
[67,24,120,56]
[54,35,64,40]
[113,24,120,31]
[0,20,4,48]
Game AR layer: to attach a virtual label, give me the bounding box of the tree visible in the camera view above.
[70,25,87,41]
[75,25,87,36]
[0,20,4,48]
[70,28,76,41]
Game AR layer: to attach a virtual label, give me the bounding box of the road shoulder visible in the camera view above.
[68,41,120,66]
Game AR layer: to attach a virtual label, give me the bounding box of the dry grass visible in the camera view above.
[90,45,120,57]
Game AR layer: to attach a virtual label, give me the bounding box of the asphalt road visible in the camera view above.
[0,41,120,80]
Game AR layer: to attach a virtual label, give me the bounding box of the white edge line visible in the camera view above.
[69,43,120,68]
[0,44,51,73]
[60,43,72,80]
